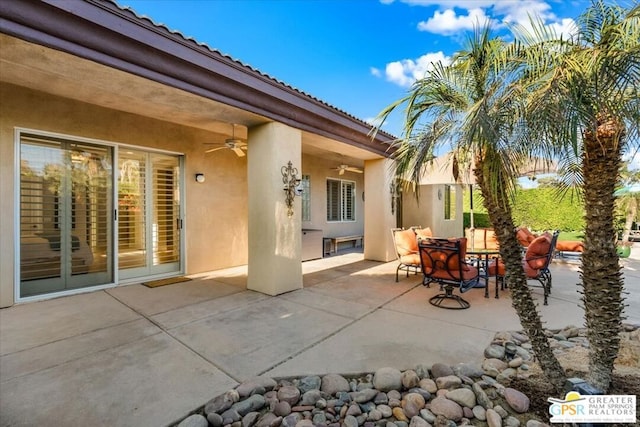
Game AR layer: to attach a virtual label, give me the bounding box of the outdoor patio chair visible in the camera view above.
[489,230,559,305]
[466,227,499,250]
[391,227,433,282]
[418,237,479,309]
[391,228,421,282]
[517,226,582,258]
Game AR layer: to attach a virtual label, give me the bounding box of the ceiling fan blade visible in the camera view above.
[346,167,363,173]
[339,168,345,175]
[205,146,227,154]
[232,147,246,157]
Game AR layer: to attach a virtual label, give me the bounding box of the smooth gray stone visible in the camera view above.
[352,388,379,403]
[178,414,208,427]
[344,415,359,427]
[236,377,277,397]
[300,389,322,406]
[205,390,240,415]
[373,368,402,392]
[207,412,224,427]
[241,412,260,427]
[297,376,322,394]
[232,394,266,417]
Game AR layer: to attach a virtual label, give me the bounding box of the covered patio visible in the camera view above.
[2,249,639,426]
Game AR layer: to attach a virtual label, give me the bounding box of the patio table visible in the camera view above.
[466,247,501,299]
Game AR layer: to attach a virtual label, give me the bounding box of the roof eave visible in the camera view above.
[0,0,396,157]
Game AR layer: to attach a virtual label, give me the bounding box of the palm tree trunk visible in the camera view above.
[475,164,566,392]
[581,119,625,392]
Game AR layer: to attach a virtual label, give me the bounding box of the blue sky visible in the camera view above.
[119,0,593,138]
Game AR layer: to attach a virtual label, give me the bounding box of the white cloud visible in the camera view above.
[494,0,555,25]
[546,18,579,40]
[418,8,495,34]
[370,67,382,77]
[399,0,495,7]
[382,0,581,85]
[385,51,450,87]
[398,0,577,38]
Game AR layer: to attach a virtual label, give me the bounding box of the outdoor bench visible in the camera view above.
[327,235,364,254]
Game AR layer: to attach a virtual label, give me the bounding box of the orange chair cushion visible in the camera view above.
[420,238,470,272]
[467,228,499,250]
[470,229,486,249]
[395,229,418,256]
[525,235,551,270]
[429,264,479,281]
[516,227,537,246]
[524,262,540,278]
[556,240,584,252]
[399,253,420,266]
[488,258,540,277]
[488,259,506,276]
[415,227,433,240]
[485,230,499,250]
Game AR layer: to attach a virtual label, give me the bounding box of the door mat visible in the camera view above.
[143,276,192,288]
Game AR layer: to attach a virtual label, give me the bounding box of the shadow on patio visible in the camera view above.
[1,247,639,427]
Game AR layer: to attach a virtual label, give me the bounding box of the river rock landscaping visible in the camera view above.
[175,324,639,427]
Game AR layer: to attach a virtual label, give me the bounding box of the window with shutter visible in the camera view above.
[327,178,356,222]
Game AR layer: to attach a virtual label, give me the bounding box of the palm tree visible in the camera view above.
[374,25,567,391]
[514,0,640,391]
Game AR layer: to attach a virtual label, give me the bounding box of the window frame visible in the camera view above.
[444,184,456,220]
[301,174,311,222]
[326,178,356,222]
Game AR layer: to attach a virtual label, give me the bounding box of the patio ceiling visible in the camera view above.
[0,0,394,167]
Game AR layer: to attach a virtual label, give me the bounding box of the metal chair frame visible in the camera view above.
[390,228,421,282]
[525,231,559,305]
[418,238,479,309]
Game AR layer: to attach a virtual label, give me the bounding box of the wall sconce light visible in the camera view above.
[281,160,302,218]
[195,173,205,183]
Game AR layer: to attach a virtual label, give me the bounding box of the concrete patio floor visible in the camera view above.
[1,249,639,427]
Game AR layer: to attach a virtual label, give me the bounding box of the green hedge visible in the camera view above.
[462,187,585,232]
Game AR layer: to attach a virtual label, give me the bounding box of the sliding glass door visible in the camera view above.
[118,150,182,280]
[19,132,183,299]
[19,135,113,297]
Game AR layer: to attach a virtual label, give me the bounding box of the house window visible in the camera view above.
[444,184,456,220]
[301,175,310,221]
[327,179,355,222]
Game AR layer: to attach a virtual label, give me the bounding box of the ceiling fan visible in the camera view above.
[332,164,363,175]
[204,124,247,157]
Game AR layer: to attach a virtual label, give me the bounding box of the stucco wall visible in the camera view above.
[0,83,249,306]
[402,184,463,238]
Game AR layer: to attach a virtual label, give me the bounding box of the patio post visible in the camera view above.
[247,122,303,295]
[364,158,397,262]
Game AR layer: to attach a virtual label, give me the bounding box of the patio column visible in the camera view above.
[247,122,303,295]
[364,158,397,262]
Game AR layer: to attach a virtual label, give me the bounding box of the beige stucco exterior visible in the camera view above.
[0,83,254,306]
[364,159,397,262]
[0,82,376,306]
[247,122,303,295]
[402,184,464,239]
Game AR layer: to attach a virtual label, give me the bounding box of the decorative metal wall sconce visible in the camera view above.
[281,161,302,218]
[390,178,402,215]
